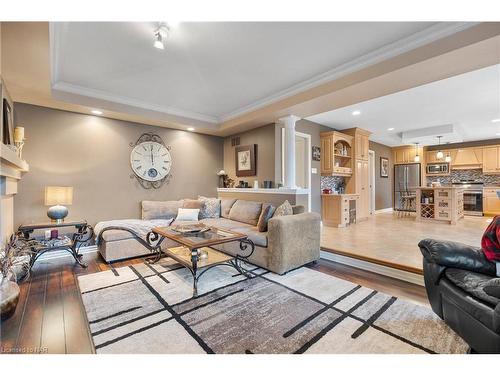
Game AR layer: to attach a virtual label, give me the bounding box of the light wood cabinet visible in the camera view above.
[321,194,359,227]
[355,159,370,220]
[483,188,500,215]
[320,131,353,176]
[482,146,500,174]
[393,145,423,164]
[354,133,370,160]
[416,187,464,224]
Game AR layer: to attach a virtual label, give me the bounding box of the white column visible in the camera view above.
[279,115,300,189]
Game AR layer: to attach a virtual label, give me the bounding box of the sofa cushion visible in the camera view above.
[229,200,263,226]
[273,200,293,217]
[221,198,237,218]
[198,196,221,219]
[445,268,500,306]
[95,219,174,242]
[483,278,500,300]
[232,226,268,247]
[142,200,182,220]
[257,204,275,232]
[200,217,252,230]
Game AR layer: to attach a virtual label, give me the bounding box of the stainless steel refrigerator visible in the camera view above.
[394,163,421,212]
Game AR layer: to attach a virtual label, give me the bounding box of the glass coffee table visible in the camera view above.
[146,225,255,297]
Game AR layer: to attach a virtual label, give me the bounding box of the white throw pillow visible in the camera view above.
[176,208,200,221]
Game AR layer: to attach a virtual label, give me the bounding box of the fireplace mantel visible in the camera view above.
[1,143,29,243]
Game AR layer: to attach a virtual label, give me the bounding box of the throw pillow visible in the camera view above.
[273,200,293,217]
[198,196,221,219]
[176,208,200,222]
[182,199,204,210]
[221,198,237,218]
[483,278,500,299]
[481,215,500,263]
[141,200,182,220]
[257,204,275,232]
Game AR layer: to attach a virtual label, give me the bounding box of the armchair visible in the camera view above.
[419,238,500,353]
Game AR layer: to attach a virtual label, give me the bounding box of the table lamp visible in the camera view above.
[45,186,73,223]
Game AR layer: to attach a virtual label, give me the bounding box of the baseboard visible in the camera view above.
[35,245,98,261]
[320,250,425,286]
[375,207,394,213]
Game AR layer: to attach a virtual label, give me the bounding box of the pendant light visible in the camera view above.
[436,136,444,159]
[414,142,420,162]
[445,152,451,163]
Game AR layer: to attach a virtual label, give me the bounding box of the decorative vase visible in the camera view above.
[1,280,20,321]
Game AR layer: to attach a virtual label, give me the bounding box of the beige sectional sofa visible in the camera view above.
[95,198,321,274]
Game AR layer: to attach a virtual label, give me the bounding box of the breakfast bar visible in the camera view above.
[415,186,464,224]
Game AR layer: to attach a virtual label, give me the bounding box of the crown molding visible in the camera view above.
[52,81,219,124]
[219,22,478,122]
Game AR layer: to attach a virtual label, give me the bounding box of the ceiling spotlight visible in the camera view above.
[153,31,164,49]
[153,23,169,50]
[387,128,394,131]
[496,132,500,136]
[492,118,500,123]
[91,110,103,115]
[352,110,361,116]
[187,127,195,132]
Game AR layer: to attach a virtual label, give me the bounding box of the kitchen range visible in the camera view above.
[451,180,483,216]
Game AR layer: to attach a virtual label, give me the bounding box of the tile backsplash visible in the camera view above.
[426,169,500,185]
[321,176,346,191]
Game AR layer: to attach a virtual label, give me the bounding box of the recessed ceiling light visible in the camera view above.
[387,128,394,131]
[187,127,195,132]
[352,110,361,116]
[492,118,500,123]
[496,132,500,136]
[91,110,103,115]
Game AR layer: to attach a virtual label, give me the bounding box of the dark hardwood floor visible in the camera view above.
[0,250,428,354]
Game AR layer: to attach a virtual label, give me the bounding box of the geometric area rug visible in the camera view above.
[77,259,468,354]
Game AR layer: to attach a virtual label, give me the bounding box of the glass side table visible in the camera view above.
[17,220,93,270]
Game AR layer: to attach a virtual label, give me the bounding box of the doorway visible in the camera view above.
[281,129,312,211]
[368,150,375,215]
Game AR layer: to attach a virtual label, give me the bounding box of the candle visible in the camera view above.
[14,127,24,142]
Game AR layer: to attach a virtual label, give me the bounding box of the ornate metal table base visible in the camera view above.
[18,222,93,271]
[186,238,255,297]
[96,226,255,297]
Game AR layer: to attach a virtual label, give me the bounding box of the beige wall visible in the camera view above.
[13,104,223,227]
[369,140,393,210]
[223,123,275,187]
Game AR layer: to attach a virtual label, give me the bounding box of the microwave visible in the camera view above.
[426,163,449,175]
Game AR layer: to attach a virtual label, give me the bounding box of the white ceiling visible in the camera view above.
[307,64,500,146]
[50,22,476,126]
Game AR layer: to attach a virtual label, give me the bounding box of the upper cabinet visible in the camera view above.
[393,145,423,164]
[320,131,354,176]
[483,146,500,174]
[342,128,371,161]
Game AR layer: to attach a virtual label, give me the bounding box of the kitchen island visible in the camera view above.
[416,186,464,224]
[321,193,359,227]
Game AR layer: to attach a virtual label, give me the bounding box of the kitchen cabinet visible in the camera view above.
[320,131,353,176]
[393,145,424,164]
[354,159,370,220]
[483,188,500,215]
[416,187,464,224]
[482,146,500,174]
[342,128,371,161]
[321,194,359,227]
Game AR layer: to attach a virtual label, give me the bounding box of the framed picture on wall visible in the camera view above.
[312,146,320,161]
[380,157,389,178]
[235,144,257,177]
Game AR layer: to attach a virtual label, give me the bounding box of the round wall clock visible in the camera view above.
[129,133,172,189]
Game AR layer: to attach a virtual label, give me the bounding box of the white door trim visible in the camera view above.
[281,129,312,212]
[368,150,376,215]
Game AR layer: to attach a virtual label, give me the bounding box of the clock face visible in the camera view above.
[130,141,172,182]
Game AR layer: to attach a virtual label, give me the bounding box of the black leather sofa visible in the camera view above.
[419,238,500,354]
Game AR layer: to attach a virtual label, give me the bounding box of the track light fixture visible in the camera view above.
[153,23,169,50]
